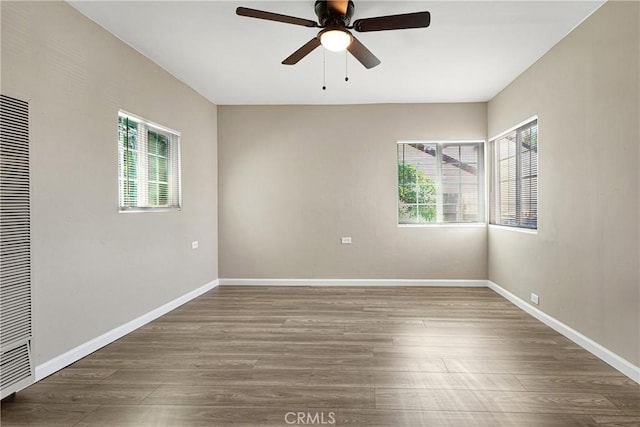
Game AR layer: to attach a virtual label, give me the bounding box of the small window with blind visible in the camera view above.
[397,141,484,224]
[118,111,181,211]
[491,118,538,229]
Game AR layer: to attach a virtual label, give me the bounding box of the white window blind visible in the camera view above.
[492,118,538,229]
[397,142,484,224]
[118,112,181,211]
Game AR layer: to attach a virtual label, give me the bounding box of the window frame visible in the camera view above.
[396,140,486,226]
[117,110,182,213]
[490,116,538,230]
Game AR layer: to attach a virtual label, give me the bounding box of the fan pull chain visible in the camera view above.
[322,49,327,91]
[345,50,349,82]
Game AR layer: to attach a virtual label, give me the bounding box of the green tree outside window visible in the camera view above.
[398,163,437,222]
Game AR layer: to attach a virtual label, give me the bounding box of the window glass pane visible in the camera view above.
[119,117,138,150]
[148,131,158,155]
[124,181,137,206]
[417,204,437,222]
[149,182,158,205]
[158,183,169,205]
[157,134,168,156]
[398,203,416,223]
[118,116,140,207]
[148,156,157,181]
[123,150,137,179]
[398,183,417,204]
[118,112,181,211]
[492,119,538,229]
[398,142,483,224]
[158,157,168,182]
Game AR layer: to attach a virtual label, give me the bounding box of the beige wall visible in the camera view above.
[1,1,218,365]
[488,1,639,365]
[218,103,487,280]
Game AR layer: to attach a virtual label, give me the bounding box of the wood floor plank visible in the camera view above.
[393,335,561,346]
[6,383,157,405]
[123,331,392,346]
[0,403,99,426]
[590,414,640,426]
[39,368,117,384]
[100,368,310,386]
[374,388,622,414]
[95,342,374,358]
[336,409,599,427]
[517,375,640,393]
[70,355,258,370]
[74,405,153,426]
[254,356,448,372]
[371,372,526,391]
[141,385,375,408]
[602,393,640,415]
[76,405,339,427]
[374,344,588,360]
[308,370,373,387]
[445,358,622,376]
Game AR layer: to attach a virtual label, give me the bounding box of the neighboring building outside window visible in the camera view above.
[397,141,484,224]
[118,111,181,211]
[491,118,538,229]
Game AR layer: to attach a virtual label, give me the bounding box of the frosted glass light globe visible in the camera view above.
[320,30,352,52]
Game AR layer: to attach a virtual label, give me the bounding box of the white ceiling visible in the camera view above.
[68,1,604,105]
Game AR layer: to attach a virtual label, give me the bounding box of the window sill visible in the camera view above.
[119,207,181,214]
[488,224,538,235]
[398,223,486,228]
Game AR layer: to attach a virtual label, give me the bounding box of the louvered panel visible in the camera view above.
[1,276,30,290]
[0,218,29,225]
[0,249,29,261]
[1,262,30,277]
[1,291,30,309]
[0,242,28,252]
[1,258,29,270]
[0,232,29,241]
[0,229,29,239]
[1,326,31,349]
[1,203,30,209]
[0,94,33,398]
[0,343,32,392]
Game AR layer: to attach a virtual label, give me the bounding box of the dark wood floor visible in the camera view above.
[2,286,639,426]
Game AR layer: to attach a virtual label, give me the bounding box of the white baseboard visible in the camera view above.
[35,279,219,381]
[219,278,488,287]
[487,280,640,384]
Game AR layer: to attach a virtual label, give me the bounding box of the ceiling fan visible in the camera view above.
[236,0,431,69]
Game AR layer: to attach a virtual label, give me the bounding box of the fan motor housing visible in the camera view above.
[315,1,355,27]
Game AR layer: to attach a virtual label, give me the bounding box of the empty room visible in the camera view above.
[0,0,638,426]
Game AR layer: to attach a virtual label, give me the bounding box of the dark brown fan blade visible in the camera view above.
[236,7,318,28]
[347,36,380,69]
[328,0,349,15]
[353,11,430,32]
[282,38,322,65]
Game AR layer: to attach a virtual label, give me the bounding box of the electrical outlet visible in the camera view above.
[341,237,352,245]
[530,292,539,305]
[191,241,199,249]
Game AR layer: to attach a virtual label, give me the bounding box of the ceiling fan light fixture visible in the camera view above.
[319,29,352,52]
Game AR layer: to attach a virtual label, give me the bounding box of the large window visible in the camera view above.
[397,142,484,224]
[118,111,181,211]
[491,118,538,229]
